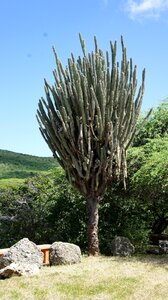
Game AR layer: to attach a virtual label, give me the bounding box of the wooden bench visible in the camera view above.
[0,244,51,265]
[38,244,51,265]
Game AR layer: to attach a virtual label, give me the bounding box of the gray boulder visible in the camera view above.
[159,240,168,254]
[0,262,40,279]
[49,242,81,265]
[0,238,43,269]
[111,236,135,256]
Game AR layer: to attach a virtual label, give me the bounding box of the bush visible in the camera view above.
[99,185,151,254]
[0,169,87,250]
[0,175,54,247]
[133,100,168,147]
[0,171,150,253]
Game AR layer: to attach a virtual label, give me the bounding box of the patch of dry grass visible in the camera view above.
[0,255,168,300]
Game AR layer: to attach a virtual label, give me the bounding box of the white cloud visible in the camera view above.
[125,0,168,20]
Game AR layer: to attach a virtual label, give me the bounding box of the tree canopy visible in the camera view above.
[37,35,145,255]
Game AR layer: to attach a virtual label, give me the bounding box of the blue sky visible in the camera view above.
[0,0,168,156]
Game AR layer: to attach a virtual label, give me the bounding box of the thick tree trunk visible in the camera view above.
[87,197,100,256]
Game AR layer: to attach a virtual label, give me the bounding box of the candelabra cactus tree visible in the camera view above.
[37,34,145,255]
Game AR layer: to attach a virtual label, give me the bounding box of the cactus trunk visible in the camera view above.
[87,197,100,256]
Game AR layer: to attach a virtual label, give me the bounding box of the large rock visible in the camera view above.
[111,236,135,257]
[0,238,43,269]
[49,242,81,265]
[159,240,168,254]
[0,262,39,279]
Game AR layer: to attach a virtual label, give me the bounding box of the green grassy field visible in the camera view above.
[0,256,168,300]
[0,149,57,188]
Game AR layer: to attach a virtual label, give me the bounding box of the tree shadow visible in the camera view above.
[123,254,168,267]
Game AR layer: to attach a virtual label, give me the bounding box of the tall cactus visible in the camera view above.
[37,35,145,255]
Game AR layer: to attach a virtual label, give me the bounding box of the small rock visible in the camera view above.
[111,236,135,256]
[159,240,168,254]
[0,262,39,279]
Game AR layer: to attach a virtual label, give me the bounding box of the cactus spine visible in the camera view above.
[37,35,145,255]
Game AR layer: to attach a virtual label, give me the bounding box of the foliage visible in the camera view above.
[127,135,168,176]
[0,170,149,253]
[0,175,54,247]
[0,178,25,189]
[99,184,150,254]
[0,169,87,250]
[132,138,168,195]
[133,100,168,146]
[42,168,88,249]
[130,137,168,234]
[126,101,168,235]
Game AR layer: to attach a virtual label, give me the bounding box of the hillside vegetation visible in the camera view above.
[0,150,57,188]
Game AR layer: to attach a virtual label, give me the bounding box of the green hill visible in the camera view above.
[0,149,58,188]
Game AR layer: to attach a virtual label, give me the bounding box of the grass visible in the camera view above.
[0,149,58,188]
[0,255,168,300]
[0,178,25,189]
